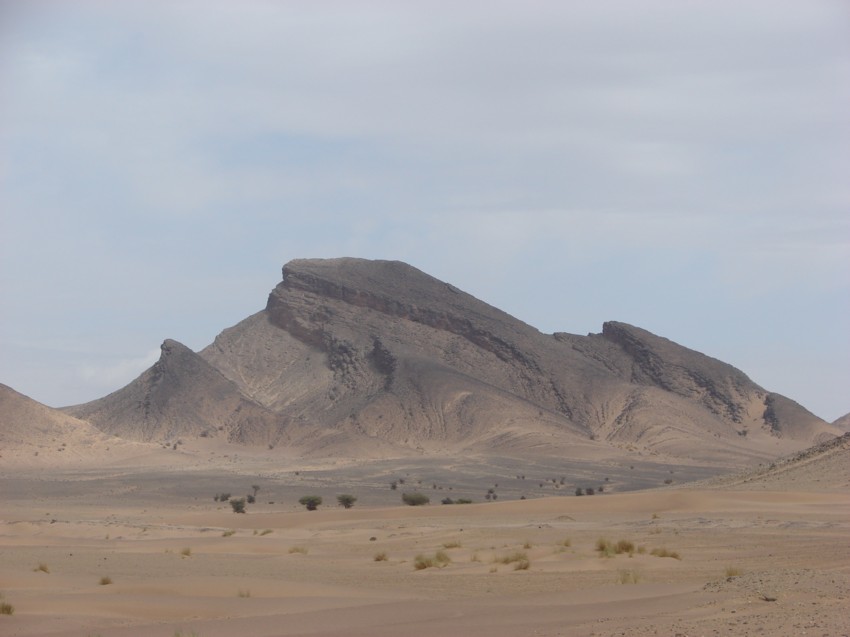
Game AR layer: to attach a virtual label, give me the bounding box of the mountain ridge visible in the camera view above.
[37,258,842,464]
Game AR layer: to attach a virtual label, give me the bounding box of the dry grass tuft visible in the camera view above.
[288,546,308,554]
[238,588,251,598]
[414,550,451,570]
[222,529,236,537]
[618,569,641,584]
[99,576,112,585]
[442,540,462,549]
[180,547,192,557]
[34,562,50,573]
[373,551,388,562]
[725,566,743,577]
[495,551,529,565]
[0,601,14,615]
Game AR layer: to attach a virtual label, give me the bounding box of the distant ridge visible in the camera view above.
[53,258,839,464]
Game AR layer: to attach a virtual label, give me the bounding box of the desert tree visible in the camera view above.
[299,495,323,511]
[337,494,357,509]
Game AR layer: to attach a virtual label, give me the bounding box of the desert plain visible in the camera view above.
[1,437,848,637]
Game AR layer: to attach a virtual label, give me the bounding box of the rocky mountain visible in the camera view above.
[62,258,839,465]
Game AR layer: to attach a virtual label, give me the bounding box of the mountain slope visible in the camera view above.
[66,340,282,445]
[64,258,839,464]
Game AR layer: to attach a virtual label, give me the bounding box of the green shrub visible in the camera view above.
[337,494,357,509]
[299,495,322,511]
[401,492,430,506]
[230,498,246,513]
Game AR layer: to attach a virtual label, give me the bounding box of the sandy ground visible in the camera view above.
[1,458,848,637]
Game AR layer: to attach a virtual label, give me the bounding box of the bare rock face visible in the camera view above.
[62,258,840,463]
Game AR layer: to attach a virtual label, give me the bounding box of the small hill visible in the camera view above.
[832,412,850,432]
[696,432,850,491]
[0,384,146,465]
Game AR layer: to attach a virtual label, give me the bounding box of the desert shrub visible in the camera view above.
[575,488,583,496]
[99,576,112,585]
[259,529,273,536]
[390,481,398,490]
[299,495,322,511]
[585,487,595,495]
[288,546,308,554]
[230,498,247,513]
[725,566,743,577]
[34,562,50,573]
[558,538,572,547]
[238,588,251,598]
[495,551,528,565]
[373,552,388,562]
[401,492,430,506]
[222,529,236,537]
[441,497,454,505]
[442,541,462,549]
[664,478,673,485]
[513,557,530,571]
[0,601,13,615]
[414,550,451,570]
[616,539,635,555]
[217,493,231,502]
[650,547,681,560]
[455,498,473,504]
[595,538,615,557]
[180,547,192,557]
[337,494,357,509]
[522,540,533,549]
[246,494,256,504]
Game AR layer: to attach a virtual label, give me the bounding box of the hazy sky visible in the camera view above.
[1,1,848,421]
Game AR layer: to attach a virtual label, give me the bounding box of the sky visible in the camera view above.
[1,1,848,422]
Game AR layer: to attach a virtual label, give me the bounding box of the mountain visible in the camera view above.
[832,412,850,432]
[63,258,839,464]
[0,383,142,464]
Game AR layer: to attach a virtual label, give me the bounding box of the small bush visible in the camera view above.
[337,494,357,509]
[180,547,192,557]
[373,552,388,562]
[616,539,635,555]
[595,538,615,557]
[414,551,451,570]
[650,548,681,560]
[246,494,256,504]
[299,495,322,511]
[230,498,246,514]
[288,546,308,554]
[513,558,531,570]
[0,601,13,615]
[99,576,112,585]
[222,529,236,537]
[401,492,430,506]
[34,562,50,573]
[259,528,273,536]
